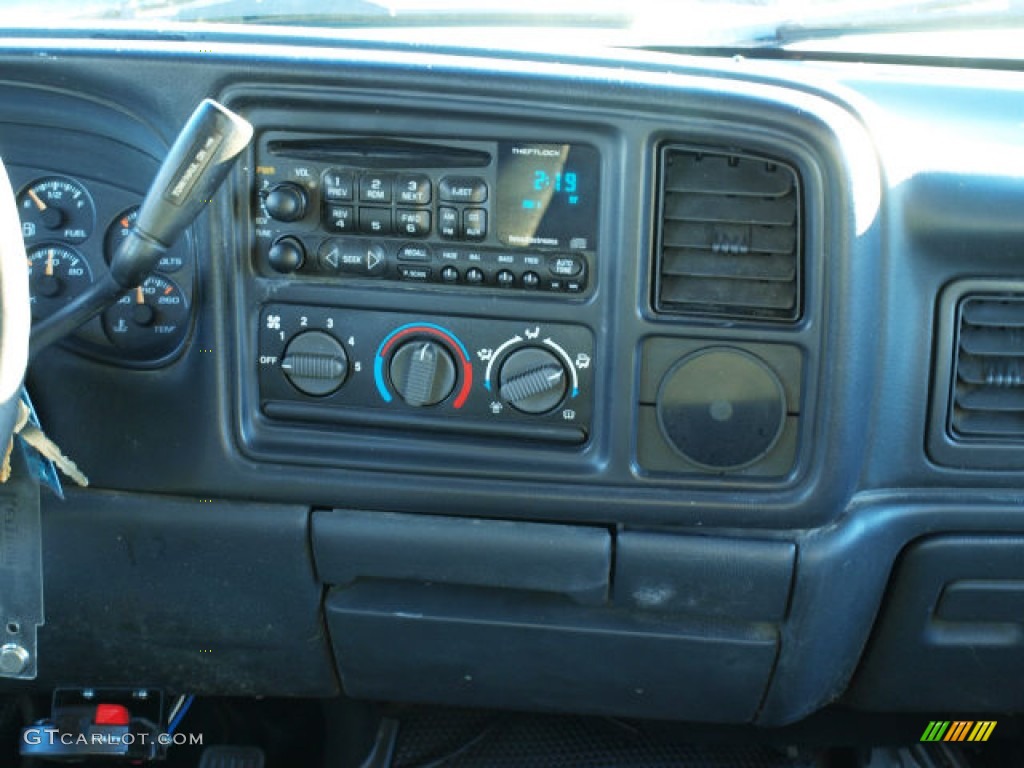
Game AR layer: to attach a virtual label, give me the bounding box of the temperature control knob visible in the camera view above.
[498,347,568,414]
[282,331,349,396]
[263,182,308,222]
[389,340,456,407]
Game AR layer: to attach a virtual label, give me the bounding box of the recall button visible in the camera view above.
[398,244,432,262]
[549,255,583,277]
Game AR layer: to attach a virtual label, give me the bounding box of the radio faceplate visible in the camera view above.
[250,133,599,296]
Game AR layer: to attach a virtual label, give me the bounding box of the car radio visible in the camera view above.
[250,133,600,295]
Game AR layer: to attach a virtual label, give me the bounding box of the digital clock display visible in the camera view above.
[496,142,600,250]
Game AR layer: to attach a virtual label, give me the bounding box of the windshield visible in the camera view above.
[3,0,1024,58]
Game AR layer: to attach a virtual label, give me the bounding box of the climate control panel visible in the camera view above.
[258,304,594,443]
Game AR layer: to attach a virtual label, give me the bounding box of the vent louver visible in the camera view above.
[951,295,1024,440]
[655,147,801,321]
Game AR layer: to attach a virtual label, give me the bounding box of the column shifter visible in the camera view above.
[29,98,253,358]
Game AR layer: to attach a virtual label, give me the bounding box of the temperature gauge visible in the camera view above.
[27,244,94,320]
[105,207,186,273]
[102,275,189,359]
[18,176,95,244]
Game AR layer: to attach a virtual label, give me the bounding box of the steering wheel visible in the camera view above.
[0,158,31,453]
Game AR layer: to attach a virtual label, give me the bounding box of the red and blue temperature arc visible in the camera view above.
[374,323,474,408]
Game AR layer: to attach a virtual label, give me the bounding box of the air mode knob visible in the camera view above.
[264,182,308,222]
[389,340,457,407]
[498,347,568,415]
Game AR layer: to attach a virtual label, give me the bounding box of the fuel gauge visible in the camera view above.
[18,176,95,244]
[102,275,189,359]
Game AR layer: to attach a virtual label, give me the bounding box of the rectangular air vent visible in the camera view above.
[950,295,1024,441]
[654,147,801,321]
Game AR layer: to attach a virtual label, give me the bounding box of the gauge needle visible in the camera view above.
[27,189,47,211]
[45,248,54,277]
[135,286,145,304]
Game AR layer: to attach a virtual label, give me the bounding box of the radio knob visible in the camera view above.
[389,340,457,407]
[267,236,305,273]
[281,330,349,397]
[264,182,308,222]
[498,348,568,415]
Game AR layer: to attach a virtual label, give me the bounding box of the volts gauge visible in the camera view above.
[105,207,186,273]
[18,176,96,244]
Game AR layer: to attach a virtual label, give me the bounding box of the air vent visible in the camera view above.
[654,147,801,321]
[950,295,1024,441]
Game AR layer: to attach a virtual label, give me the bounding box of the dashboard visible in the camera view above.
[0,29,1023,738]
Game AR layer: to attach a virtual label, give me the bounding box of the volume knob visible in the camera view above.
[264,182,308,222]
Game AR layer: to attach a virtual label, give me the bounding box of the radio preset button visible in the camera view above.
[359,207,393,236]
[359,173,393,203]
[464,208,487,241]
[325,205,355,233]
[465,267,485,284]
[397,244,431,262]
[566,280,584,293]
[439,207,460,239]
[546,278,564,291]
[396,209,431,237]
[441,266,459,282]
[323,170,354,201]
[396,174,431,205]
[439,176,488,203]
[549,255,583,277]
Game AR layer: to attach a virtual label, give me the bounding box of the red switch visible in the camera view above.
[93,703,131,726]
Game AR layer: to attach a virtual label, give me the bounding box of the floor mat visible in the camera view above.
[390,708,818,768]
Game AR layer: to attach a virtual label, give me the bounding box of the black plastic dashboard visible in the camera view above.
[1,31,1024,730]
